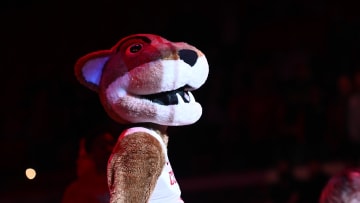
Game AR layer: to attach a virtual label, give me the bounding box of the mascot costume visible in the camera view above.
[74,33,209,203]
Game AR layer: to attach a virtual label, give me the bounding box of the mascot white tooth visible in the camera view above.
[74,33,209,203]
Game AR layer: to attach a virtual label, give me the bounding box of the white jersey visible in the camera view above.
[119,127,184,203]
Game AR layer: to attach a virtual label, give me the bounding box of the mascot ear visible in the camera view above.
[74,51,111,92]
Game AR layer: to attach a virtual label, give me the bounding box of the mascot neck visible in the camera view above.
[130,123,169,145]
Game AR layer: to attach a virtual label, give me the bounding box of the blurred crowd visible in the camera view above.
[200,62,360,170]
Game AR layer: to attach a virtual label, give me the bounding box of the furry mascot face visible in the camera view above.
[75,34,209,126]
[74,33,209,203]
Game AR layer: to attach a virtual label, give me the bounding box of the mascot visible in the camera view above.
[74,33,209,203]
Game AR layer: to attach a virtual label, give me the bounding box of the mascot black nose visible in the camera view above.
[178,49,198,67]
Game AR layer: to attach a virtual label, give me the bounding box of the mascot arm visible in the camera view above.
[107,132,165,203]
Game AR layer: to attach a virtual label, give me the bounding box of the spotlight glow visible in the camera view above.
[25,168,36,180]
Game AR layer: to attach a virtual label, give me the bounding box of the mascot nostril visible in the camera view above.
[178,49,197,66]
[74,33,209,203]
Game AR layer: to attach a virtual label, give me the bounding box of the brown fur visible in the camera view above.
[107,130,167,203]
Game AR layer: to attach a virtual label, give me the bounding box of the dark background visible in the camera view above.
[1,0,360,202]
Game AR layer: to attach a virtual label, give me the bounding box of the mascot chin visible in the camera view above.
[74,33,209,203]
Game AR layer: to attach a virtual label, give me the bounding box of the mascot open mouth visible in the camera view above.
[143,86,192,105]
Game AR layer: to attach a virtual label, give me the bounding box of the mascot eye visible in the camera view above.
[129,43,143,53]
